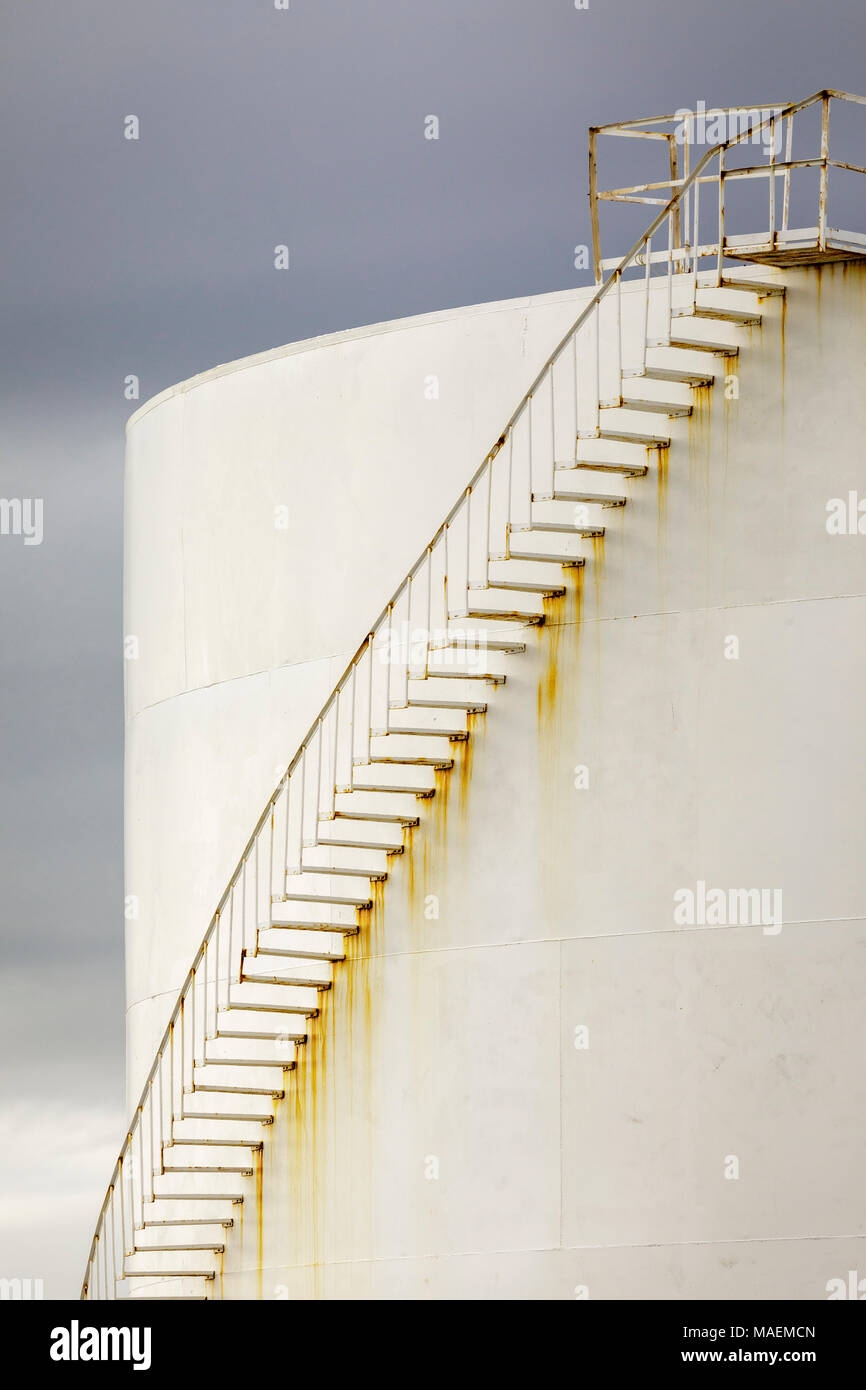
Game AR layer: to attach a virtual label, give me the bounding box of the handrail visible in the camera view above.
[81,88,864,1298]
[591,88,866,278]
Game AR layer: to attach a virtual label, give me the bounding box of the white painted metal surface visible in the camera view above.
[84,94,866,1300]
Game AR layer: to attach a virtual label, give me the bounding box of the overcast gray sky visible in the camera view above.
[1,0,864,1299]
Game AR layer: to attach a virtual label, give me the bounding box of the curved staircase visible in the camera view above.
[82,90,864,1300]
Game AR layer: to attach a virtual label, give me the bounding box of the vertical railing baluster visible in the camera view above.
[716,148,725,285]
[571,329,579,457]
[768,115,776,246]
[310,718,324,841]
[282,773,291,884]
[818,94,830,250]
[423,547,433,671]
[526,396,534,512]
[462,494,471,615]
[294,753,305,872]
[482,460,492,584]
[342,667,355,791]
[136,1103,145,1234]
[109,1186,118,1296]
[782,113,793,233]
[362,639,373,764]
[505,426,514,553]
[615,272,623,403]
[593,306,600,431]
[119,1155,128,1264]
[666,213,674,337]
[641,235,652,374]
[545,364,556,498]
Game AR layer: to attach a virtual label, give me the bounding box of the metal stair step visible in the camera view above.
[407,698,487,713]
[521,520,605,537]
[589,427,671,447]
[143,1217,234,1228]
[438,635,526,654]
[223,992,319,1018]
[172,1117,270,1143]
[135,1238,225,1253]
[297,860,385,880]
[216,1008,310,1041]
[649,335,739,355]
[255,928,346,961]
[183,1089,276,1120]
[545,488,626,507]
[474,579,564,596]
[387,706,470,735]
[333,807,420,826]
[301,841,393,869]
[350,778,436,795]
[721,274,785,296]
[143,1198,238,1223]
[279,886,373,907]
[378,726,466,742]
[192,1063,286,1095]
[673,303,760,325]
[204,1033,298,1065]
[152,1172,247,1199]
[241,958,333,991]
[506,547,586,565]
[422,664,508,681]
[369,753,452,768]
[316,833,405,850]
[268,905,360,932]
[555,457,648,476]
[162,1149,257,1175]
[601,395,692,417]
[458,606,544,624]
[624,365,714,386]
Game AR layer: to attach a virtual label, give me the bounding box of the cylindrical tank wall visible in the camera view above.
[123,285,597,1100]
[126,264,866,1297]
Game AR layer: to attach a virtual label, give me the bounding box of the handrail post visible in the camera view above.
[782,113,793,232]
[716,147,725,285]
[769,116,776,246]
[589,128,601,282]
[819,94,830,250]
[667,133,681,258]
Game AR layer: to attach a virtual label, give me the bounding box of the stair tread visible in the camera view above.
[475,580,564,596]
[602,396,692,417]
[591,427,671,446]
[545,489,626,507]
[280,888,372,906]
[334,808,420,825]
[506,548,586,565]
[520,521,605,536]
[266,912,359,932]
[555,457,648,476]
[674,304,760,325]
[721,275,785,296]
[625,366,714,386]
[650,335,739,354]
